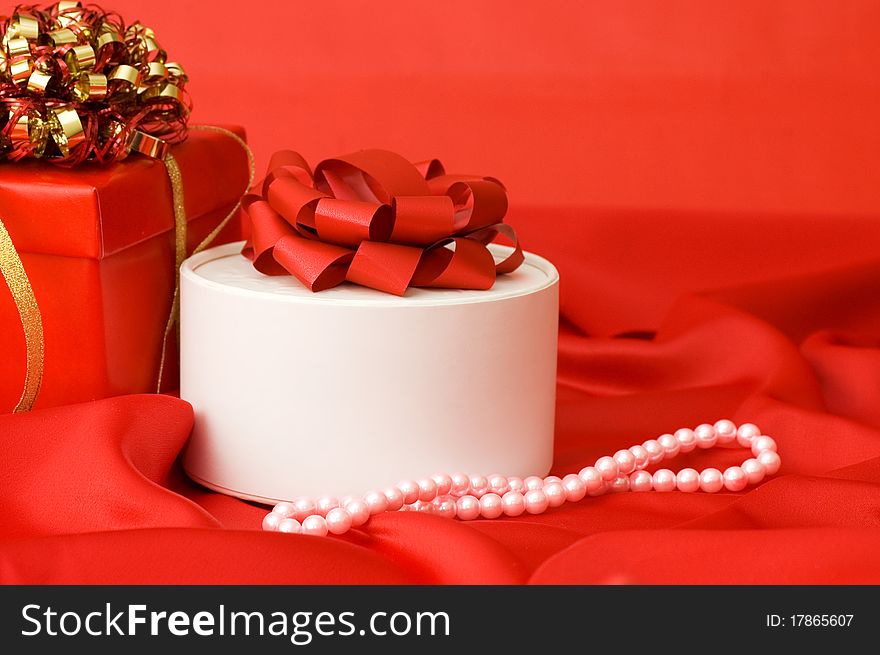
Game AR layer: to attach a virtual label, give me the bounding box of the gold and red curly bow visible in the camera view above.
[0,1,189,164]
[242,150,524,296]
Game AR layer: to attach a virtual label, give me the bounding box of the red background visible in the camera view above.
[2,1,880,584]
[110,0,880,214]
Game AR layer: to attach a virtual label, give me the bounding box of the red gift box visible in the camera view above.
[0,126,249,412]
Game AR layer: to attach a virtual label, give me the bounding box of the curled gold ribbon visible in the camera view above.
[1,2,190,165]
[0,218,44,413]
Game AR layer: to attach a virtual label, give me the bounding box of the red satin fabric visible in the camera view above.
[241,150,523,296]
[2,203,880,584]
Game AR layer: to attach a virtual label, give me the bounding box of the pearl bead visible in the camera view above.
[587,481,607,497]
[608,475,630,493]
[456,495,481,521]
[316,496,339,515]
[543,482,566,507]
[364,491,389,515]
[293,498,317,521]
[642,439,665,464]
[694,423,717,449]
[272,502,296,518]
[524,489,549,514]
[674,429,697,453]
[344,499,370,527]
[325,508,352,535]
[383,487,405,511]
[699,468,724,493]
[737,423,761,448]
[469,475,489,497]
[415,499,434,514]
[431,473,453,496]
[524,475,544,491]
[578,466,605,495]
[479,493,504,519]
[595,456,619,481]
[488,474,510,495]
[417,478,438,502]
[629,470,653,492]
[757,450,781,475]
[741,458,765,485]
[714,419,737,445]
[613,449,637,475]
[657,433,680,458]
[630,445,650,469]
[562,474,586,502]
[278,518,303,534]
[751,436,777,456]
[302,515,329,537]
[450,473,471,496]
[432,495,457,519]
[397,480,420,505]
[262,513,282,531]
[507,477,525,493]
[501,491,526,516]
[652,469,676,492]
[723,466,748,492]
[676,468,700,492]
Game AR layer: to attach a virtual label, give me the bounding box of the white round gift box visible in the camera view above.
[180,241,559,504]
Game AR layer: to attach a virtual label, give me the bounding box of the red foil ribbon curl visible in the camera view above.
[242,150,524,296]
[0,1,190,165]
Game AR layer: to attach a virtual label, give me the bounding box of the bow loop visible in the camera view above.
[266,176,326,234]
[429,176,508,232]
[412,238,497,290]
[314,199,392,248]
[391,195,457,246]
[242,149,523,296]
[346,241,423,296]
[314,150,431,202]
[414,158,446,180]
[273,235,353,292]
[263,150,313,194]
[241,198,293,276]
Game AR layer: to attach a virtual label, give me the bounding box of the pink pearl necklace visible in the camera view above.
[262,420,781,537]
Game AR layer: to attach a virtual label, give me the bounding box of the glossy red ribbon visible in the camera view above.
[241,150,524,296]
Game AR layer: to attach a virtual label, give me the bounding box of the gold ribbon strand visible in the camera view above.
[0,218,44,412]
[155,125,256,392]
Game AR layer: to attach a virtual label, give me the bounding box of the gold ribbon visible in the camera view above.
[0,125,254,411]
[155,125,256,392]
[0,219,44,413]
[1,3,190,165]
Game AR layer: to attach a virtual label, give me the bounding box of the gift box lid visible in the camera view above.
[0,126,248,260]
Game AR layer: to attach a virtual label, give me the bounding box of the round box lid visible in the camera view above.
[184,242,559,307]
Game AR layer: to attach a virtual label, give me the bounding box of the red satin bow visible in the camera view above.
[241,150,524,296]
